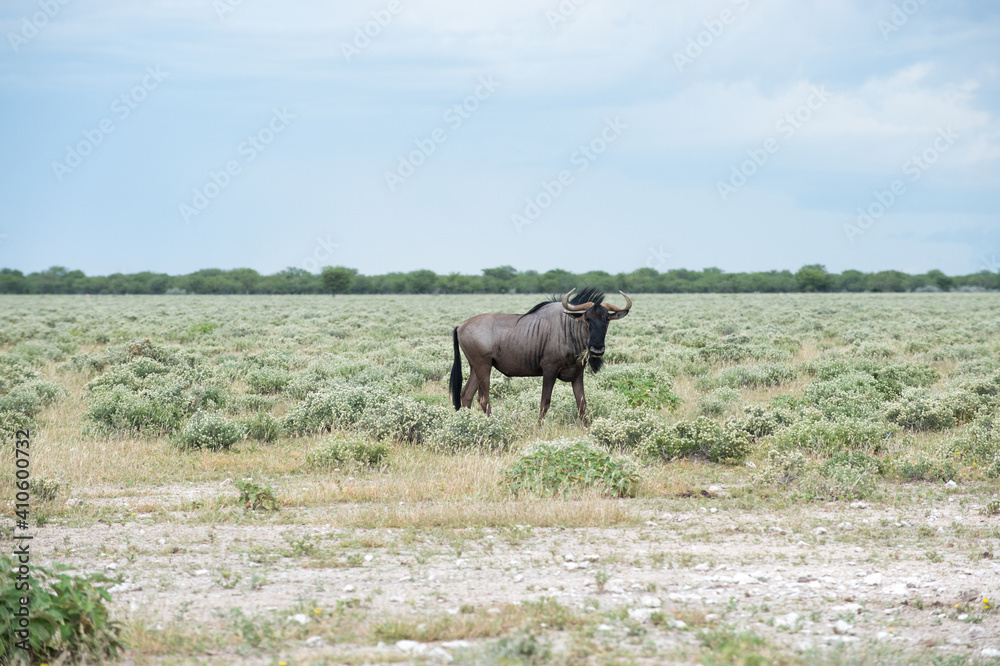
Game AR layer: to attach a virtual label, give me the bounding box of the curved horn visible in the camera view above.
[561,288,592,312]
[603,291,632,319]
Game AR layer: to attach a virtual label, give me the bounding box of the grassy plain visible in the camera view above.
[2,293,1000,664]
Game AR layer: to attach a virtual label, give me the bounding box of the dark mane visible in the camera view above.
[519,287,605,319]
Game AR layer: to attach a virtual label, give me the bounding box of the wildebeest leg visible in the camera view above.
[471,362,493,415]
[538,371,557,423]
[571,374,588,425]
[461,372,478,409]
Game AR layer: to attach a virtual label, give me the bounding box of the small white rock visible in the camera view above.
[813,527,827,535]
[289,614,309,625]
[343,584,356,593]
[396,639,426,654]
[694,563,710,571]
[981,648,1000,658]
[364,554,373,562]
[863,573,884,586]
[669,619,687,629]
[745,461,757,468]
[605,578,626,593]
[945,480,958,489]
[597,623,613,631]
[104,563,118,570]
[640,595,662,608]
[627,608,653,623]
[192,569,209,577]
[776,612,800,629]
[876,631,890,641]
[833,620,854,635]
[428,646,454,663]
[513,574,524,583]
[305,636,324,648]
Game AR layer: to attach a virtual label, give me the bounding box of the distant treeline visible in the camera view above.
[1,265,997,295]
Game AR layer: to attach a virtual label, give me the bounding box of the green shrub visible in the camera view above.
[30,476,62,503]
[947,411,1000,466]
[241,412,281,443]
[227,394,277,414]
[590,411,663,451]
[768,416,895,454]
[245,367,293,394]
[87,384,186,435]
[429,409,517,453]
[283,383,390,435]
[698,387,742,417]
[234,478,279,511]
[593,365,681,410]
[502,439,639,498]
[728,405,798,440]
[898,458,957,482]
[803,373,885,420]
[307,437,390,469]
[0,555,123,664]
[885,388,957,431]
[642,416,752,463]
[357,396,446,444]
[0,411,34,448]
[754,449,808,488]
[814,453,880,499]
[85,362,228,436]
[707,363,797,389]
[176,412,245,451]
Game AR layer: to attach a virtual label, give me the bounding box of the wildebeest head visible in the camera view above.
[562,289,632,372]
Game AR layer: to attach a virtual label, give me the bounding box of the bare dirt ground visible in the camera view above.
[28,483,1000,665]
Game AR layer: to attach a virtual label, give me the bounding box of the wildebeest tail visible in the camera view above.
[449,327,462,410]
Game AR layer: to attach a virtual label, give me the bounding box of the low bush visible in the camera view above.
[703,363,797,390]
[590,410,663,452]
[241,412,281,443]
[0,555,123,664]
[429,409,517,453]
[307,437,390,469]
[642,416,752,463]
[357,396,446,444]
[593,365,681,410]
[283,383,391,435]
[175,412,245,451]
[885,387,957,431]
[767,416,895,454]
[502,439,639,498]
[813,453,881,500]
[754,449,808,488]
[234,478,279,511]
[245,367,293,394]
[898,457,958,482]
[698,387,742,417]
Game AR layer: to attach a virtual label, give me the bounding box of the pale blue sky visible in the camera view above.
[1,0,998,276]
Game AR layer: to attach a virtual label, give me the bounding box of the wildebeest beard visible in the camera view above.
[588,354,604,373]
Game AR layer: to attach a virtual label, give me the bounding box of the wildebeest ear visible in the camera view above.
[607,309,629,321]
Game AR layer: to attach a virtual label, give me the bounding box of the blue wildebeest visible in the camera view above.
[449,288,632,422]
